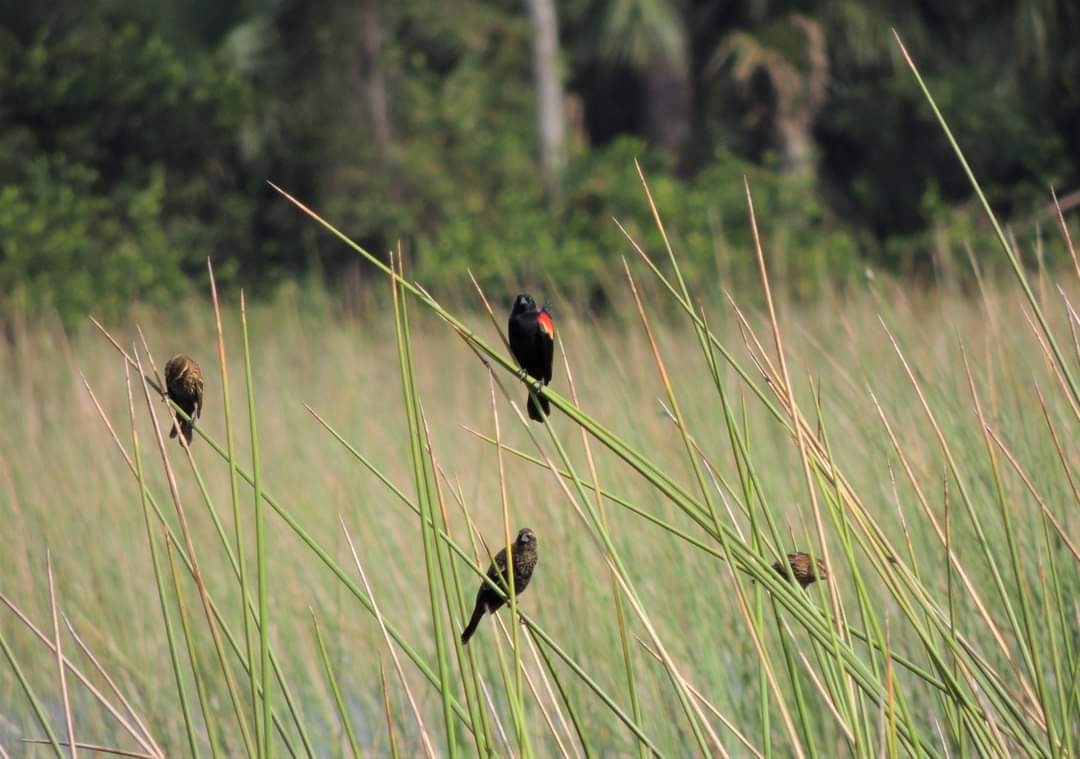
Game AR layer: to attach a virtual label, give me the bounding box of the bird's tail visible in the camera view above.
[527,391,550,422]
[171,414,194,443]
[461,603,486,645]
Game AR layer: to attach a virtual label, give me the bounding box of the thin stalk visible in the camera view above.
[478,675,517,758]
[464,427,959,702]
[419,411,495,758]
[107,361,312,757]
[559,333,642,759]
[78,380,308,755]
[441,467,549,757]
[134,329,314,759]
[525,629,595,759]
[810,387,879,758]
[1035,558,1069,759]
[18,741,153,759]
[985,426,1080,563]
[961,347,1057,756]
[2,543,166,751]
[637,637,764,758]
[126,363,196,759]
[746,176,848,758]
[46,552,77,759]
[310,610,362,759]
[307,406,663,754]
[174,419,315,757]
[883,623,898,759]
[165,535,219,759]
[61,615,164,759]
[945,476,961,752]
[893,31,1080,408]
[881,322,1041,710]
[488,613,572,759]
[390,257,459,756]
[208,259,259,737]
[1050,188,1080,280]
[624,256,818,752]
[342,517,438,759]
[520,625,586,759]
[378,659,402,759]
[133,348,256,758]
[0,625,63,759]
[517,386,718,754]
[456,488,533,758]
[487,369,530,757]
[720,293,1020,748]
[240,293,273,759]
[466,280,716,754]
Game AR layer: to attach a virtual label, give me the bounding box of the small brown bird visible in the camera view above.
[461,528,538,645]
[773,552,828,588]
[164,354,204,444]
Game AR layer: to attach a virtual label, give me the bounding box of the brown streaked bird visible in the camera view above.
[773,552,828,588]
[164,354,204,444]
[461,528,538,645]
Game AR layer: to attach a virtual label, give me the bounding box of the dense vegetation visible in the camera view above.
[2,10,1079,749]
[1,195,1077,756]
[2,0,1078,325]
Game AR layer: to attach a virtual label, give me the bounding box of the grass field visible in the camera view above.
[4,33,1080,756]
[1,236,1078,757]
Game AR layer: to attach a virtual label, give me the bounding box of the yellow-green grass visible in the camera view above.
[4,35,1079,753]
[0,264,1076,755]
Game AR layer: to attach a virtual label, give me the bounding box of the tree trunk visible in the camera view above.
[775,117,815,175]
[643,52,692,168]
[526,0,565,196]
[359,0,392,158]
[774,14,827,176]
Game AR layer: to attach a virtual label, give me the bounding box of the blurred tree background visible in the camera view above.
[1,0,1077,326]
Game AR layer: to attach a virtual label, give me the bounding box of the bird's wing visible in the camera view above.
[538,310,555,384]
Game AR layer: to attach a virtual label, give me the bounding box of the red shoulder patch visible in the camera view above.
[538,310,554,337]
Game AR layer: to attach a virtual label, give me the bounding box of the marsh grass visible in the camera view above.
[1,253,1076,755]
[1,42,1079,757]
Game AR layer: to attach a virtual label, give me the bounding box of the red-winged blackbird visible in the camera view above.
[164,354,204,444]
[773,552,829,588]
[507,294,554,422]
[461,528,538,645]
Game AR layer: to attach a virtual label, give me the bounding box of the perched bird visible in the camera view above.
[507,294,555,422]
[773,552,828,588]
[461,528,538,645]
[164,354,204,444]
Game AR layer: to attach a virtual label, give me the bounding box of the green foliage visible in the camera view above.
[0,14,258,326]
[409,138,859,301]
[1,0,1078,325]
[0,154,175,324]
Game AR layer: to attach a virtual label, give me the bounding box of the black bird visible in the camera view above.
[461,528,539,645]
[773,552,829,588]
[164,354,204,444]
[507,294,554,422]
